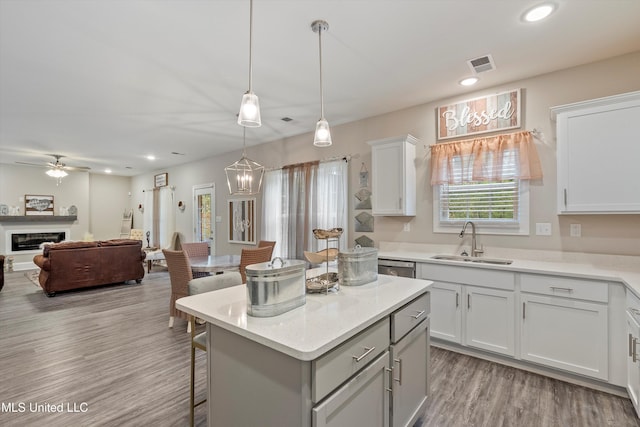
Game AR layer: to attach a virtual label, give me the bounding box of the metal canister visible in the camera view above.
[338,246,378,286]
[245,258,306,317]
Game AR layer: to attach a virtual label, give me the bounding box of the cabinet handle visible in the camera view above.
[411,310,426,320]
[523,302,526,320]
[467,294,471,310]
[564,189,567,208]
[549,286,573,293]
[352,346,376,362]
[456,292,459,308]
[631,333,635,358]
[399,197,402,209]
[392,358,403,385]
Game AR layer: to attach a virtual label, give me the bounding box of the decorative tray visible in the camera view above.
[312,228,343,239]
[305,272,339,293]
[304,248,339,264]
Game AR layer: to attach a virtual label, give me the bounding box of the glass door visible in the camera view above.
[193,183,215,254]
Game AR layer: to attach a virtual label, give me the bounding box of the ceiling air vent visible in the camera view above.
[467,54,496,74]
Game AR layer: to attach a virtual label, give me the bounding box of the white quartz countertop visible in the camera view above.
[176,275,431,361]
[378,248,640,298]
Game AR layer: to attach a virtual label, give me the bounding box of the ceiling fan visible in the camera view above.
[16,154,91,184]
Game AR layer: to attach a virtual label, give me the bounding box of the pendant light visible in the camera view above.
[311,20,332,147]
[225,127,264,195]
[237,0,261,127]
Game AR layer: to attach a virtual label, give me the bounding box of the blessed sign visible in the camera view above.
[437,89,521,140]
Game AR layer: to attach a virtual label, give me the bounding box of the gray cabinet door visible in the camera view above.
[390,319,429,427]
[313,352,390,427]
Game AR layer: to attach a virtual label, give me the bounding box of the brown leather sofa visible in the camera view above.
[33,239,146,297]
[0,255,4,292]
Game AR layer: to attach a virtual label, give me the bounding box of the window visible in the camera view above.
[433,151,529,235]
[193,183,214,253]
[430,131,541,235]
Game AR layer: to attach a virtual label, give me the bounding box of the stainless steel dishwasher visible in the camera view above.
[378,258,416,278]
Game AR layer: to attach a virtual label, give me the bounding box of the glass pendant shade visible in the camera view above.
[238,0,261,128]
[237,91,261,127]
[46,169,67,179]
[225,155,264,195]
[313,118,332,147]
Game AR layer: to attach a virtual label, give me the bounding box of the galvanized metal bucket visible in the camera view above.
[245,258,306,317]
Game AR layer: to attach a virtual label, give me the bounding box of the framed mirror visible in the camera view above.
[228,198,256,244]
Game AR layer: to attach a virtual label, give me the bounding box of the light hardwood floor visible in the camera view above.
[1,269,639,427]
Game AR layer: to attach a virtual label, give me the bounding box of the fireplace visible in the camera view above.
[5,229,70,254]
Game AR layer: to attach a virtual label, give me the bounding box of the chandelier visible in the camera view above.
[225,128,264,195]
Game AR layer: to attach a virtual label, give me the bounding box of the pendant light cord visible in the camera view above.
[318,24,324,119]
[248,0,254,92]
[242,127,247,157]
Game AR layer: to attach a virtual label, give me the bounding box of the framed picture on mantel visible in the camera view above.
[25,194,54,216]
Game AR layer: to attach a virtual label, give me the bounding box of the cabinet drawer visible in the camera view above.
[520,274,608,303]
[421,263,514,290]
[312,317,390,403]
[391,292,430,343]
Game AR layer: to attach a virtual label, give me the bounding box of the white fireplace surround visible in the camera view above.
[5,228,71,255]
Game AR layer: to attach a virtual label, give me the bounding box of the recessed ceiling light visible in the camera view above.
[459,77,479,86]
[146,155,155,161]
[523,3,556,22]
[104,168,112,174]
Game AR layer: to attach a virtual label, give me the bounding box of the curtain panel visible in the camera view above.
[261,159,348,260]
[143,187,176,248]
[430,131,543,185]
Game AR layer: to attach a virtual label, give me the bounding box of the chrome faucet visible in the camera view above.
[459,221,484,257]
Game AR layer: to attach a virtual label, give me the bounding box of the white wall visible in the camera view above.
[88,174,133,240]
[0,164,90,264]
[132,51,640,257]
[3,52,640,260]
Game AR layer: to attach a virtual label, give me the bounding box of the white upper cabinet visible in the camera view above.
[367,134,417,216]
[552,91,640,214]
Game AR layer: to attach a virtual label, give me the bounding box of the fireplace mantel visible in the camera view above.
[0,215,77,223]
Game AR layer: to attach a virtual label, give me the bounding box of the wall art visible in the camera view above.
[355,211,374,232]
[355,235,374,248]
[154,172,168,188]
[355,188,372,210]
[228,198,256,244]
[437,88,521,140]
[25,194,54,216]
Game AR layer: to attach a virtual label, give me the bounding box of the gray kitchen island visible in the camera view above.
[176,273,432,427]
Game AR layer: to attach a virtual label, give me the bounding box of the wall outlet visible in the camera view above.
[535,222,552,236]
[403,223,411,232]
[570,223,581,237]
[215,216,222,223]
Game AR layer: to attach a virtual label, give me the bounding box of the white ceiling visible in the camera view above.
[1,0,640,176]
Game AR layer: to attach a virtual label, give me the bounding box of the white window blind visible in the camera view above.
[438,150,521,227]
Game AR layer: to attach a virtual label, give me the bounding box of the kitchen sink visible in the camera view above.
[430,254,513,265]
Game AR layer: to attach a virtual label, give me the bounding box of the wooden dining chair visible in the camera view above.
[257,240,276,259]
[239,246,274,283]
[162,249,192,330]
[181,242,210,278]
[187,271,242,427]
